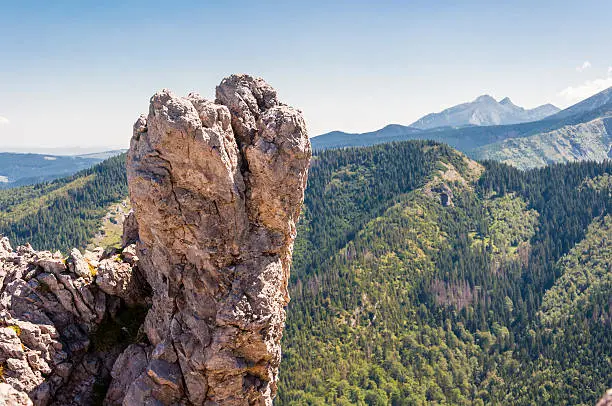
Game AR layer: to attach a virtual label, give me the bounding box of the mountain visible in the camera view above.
[0,150,125,189]
[0,140,610,404]
[313,124,422,150]
[311,118,563,153]
[311,88,612,169]
[474,117,612,169]
[279,141,611,405]
[550,86,612,120]
[410,94,560,130]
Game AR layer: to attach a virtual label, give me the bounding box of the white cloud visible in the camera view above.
[559,77,612,102]
[0,116,9,125]
[608,66,612,76]
[576,60,592,72]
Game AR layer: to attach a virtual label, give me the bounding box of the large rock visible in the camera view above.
[115,74,311,404]
[0,237,146,405]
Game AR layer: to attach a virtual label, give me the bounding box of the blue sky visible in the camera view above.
[1,0,611,150]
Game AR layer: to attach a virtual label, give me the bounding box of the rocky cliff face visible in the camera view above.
[0,74,310,405]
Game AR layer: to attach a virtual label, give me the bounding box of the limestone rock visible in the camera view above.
[96,255,147,306]
[67,249,92,280]
[0,383,33,406]
[0,239,145,405]
[105,344,149,405]
[121,211,139,247]
[424,181,454,207]
[114,74,311,404]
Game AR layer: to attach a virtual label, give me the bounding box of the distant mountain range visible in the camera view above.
[312,87,612,169]
[0,146,128,155]
[549,86,612,120]
[410,94,560,129]
[0,149,126,189]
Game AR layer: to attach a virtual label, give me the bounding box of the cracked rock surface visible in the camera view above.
[112,74,311,405]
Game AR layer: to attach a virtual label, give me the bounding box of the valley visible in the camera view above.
[2,3,611,404]
[1,140,609,404]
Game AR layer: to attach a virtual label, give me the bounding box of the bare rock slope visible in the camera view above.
[0,74,311,405]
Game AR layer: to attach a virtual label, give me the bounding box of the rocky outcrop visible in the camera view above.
[107,74,311,405]
[0,238,147,405]
[0,74,309,405]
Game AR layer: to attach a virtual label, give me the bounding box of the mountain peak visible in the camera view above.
[475,94,496,103]
[411,94,560,130]
[550,86,612,120]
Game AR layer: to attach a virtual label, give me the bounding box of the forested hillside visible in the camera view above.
[0,154,127,251]
[280,143,611,405]
[474,117,612,169]
[0,142,609,404]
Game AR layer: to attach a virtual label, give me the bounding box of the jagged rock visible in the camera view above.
[105,344,149,405]
[0,239,146,405]
[120,244,138,265]
[0,383,33,406]
[96,255,146,306]
[67,249,92,280]
[424,181,454,207]
[121,211,139,247]
[111,74,311,404]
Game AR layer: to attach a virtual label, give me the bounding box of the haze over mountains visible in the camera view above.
[313,87,612,169]
[0,150,126,189]
[5,88,611,188]
[410,94,560,129]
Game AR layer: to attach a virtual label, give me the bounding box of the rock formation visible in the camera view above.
[0,74,310,405]
[598,389,612,406]
[0,237,147,405]
[112,74,311,405]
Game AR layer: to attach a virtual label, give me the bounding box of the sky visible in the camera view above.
[1,0,611,151]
